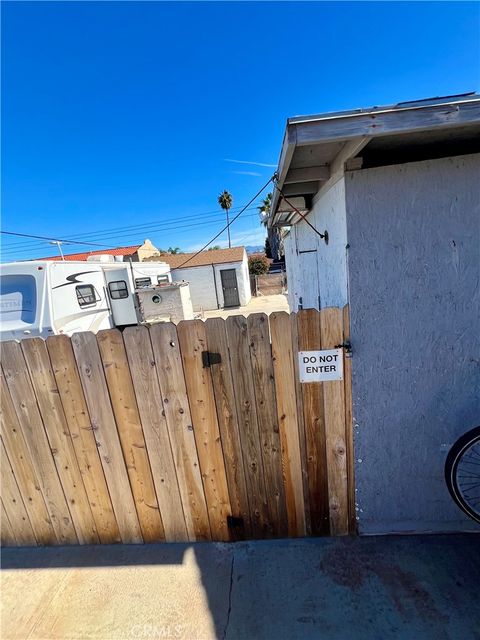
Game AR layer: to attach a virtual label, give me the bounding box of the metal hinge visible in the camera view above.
[335,341,352,355]
[202,351,222,368]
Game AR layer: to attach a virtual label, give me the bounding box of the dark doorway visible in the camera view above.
[220,269,240,307]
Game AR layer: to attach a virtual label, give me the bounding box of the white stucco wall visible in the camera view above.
[284,178,348,311]
[171,255,251,311]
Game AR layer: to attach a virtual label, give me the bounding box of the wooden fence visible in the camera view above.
[0,308,355,546]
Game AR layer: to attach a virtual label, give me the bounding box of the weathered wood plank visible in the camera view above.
[1,440,37,546]
[71,332,143,544]
[296,309,329,535]
[177,320,231,541]
[290,312,312,535]
[247,313,288,537]
[1,342,77,544]
[1,500,17,546]
[343,304,356,534]
[225,315,270,538]
[270,312,306,537]
[204,317,251,539]
[320,308,349,535]
[0,370,57,545]
[21,338,99,545]
[123,326,188,542]
[97,329,164,543]
[46,335,121,544]
[149,323,211,541]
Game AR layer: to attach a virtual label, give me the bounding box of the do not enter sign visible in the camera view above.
[298,348,343,383]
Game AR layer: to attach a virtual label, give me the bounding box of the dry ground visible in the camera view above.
[200,293,289,320]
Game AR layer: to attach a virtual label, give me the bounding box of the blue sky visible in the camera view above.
[2,1,479,261]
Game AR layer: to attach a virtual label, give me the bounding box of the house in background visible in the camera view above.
[147,246,251,311]
[41,239,160,262]
[268,92,480,535]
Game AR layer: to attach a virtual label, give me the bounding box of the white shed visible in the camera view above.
[147,246,251,311]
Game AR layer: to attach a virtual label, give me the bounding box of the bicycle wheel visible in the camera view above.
[445,426,480,524]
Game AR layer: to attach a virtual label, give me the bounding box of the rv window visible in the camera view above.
[135,277,151,288]
[76,284,96,307]
[157,274,169,284]
[108,280,128,300]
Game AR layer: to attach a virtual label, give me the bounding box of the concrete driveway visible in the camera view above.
[200,294,289,320]
[1,534,479,640]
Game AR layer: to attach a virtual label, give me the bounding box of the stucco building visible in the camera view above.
[268,93,480,534]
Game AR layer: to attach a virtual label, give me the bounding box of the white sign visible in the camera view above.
[298,349,343,383]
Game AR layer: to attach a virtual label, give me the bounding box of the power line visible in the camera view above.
[0,230,106,247]
[176,176,274,269]
[1,201,264,251]
[0,211,263,258]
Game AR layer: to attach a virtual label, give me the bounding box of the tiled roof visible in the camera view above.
[40,245,141,261]
[147,246,246,269]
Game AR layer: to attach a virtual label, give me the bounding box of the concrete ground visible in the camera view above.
[1,534,479,640]
[200,293,289,320]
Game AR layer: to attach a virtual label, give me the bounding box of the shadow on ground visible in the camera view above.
[2,534,479,639]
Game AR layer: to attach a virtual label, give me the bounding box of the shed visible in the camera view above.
[147,246,251,311]
[268,92,480,534]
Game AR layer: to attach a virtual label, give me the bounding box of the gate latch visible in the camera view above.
[202,351,222,368]
[335,341,352,355]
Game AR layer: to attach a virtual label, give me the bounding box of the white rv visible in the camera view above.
[0,257,192,341]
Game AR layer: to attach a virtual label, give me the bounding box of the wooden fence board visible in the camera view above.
[177,320,231,541]
[290,312,312,536]
[71,332,143,544]
[296,309,330,535]
[1,500,17,546]
[1,306,354,547]
[150,323,211,541]
[97,329,164,543]
[247,313,288,538]
[123,326,188,542]
[46,335,121,544]
[343,305,356,534]
[226,315,270,538]
[320,308,349,535]
[0,371,56,545]
[1,440,37,546]
[1,341,77,544]
[204,317,251,539]
[21,338,99,545]
[270,312,306,537]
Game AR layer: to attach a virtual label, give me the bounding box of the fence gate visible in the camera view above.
[0,307,354,546]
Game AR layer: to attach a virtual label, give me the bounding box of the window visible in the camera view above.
[76,284,96,307]
[135,277,151,288]
[108,280,128,300]
[157,274,169,284]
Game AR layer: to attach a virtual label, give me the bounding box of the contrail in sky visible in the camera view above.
[224,158,277,168]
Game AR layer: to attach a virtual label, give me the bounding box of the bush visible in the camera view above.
[248,255,270,275]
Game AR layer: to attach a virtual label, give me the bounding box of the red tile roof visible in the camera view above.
[40,245,141,261]
[146,246,246,268]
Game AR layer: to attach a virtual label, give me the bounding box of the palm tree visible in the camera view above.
[167,247,182,254]
[258,192,282,261]
[218,190,233,248]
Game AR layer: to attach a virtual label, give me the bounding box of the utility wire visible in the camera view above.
[273,183,328,242]
[0,230,107,247]
[1,211,262,257]
[176,176,274,269]
[2,202,264,251]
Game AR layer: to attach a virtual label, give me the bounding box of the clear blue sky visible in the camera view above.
[2,1,479,261]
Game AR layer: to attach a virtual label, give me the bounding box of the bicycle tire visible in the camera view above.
[445,426,480,524]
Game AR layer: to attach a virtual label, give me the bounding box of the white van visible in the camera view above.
[0,258,174,341]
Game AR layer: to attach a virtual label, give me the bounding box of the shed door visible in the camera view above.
[220,269,240,307]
